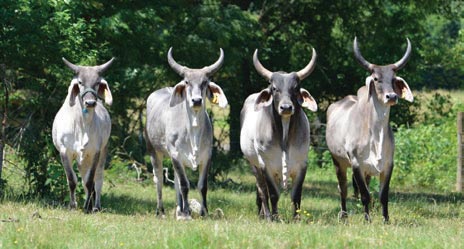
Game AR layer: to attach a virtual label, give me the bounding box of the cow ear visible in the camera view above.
[365,76,375,99]
[98,79,113,106]
[207,82,228,108]
[393,76,413,102]
[254,89,273,111]
[68,78,80,107]
[298,88,317,112]
[169,81,186,107]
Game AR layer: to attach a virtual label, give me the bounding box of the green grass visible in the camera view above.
[1,165,463,248]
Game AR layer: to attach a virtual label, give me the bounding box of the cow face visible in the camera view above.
[354,37,413,106]
[255,73,317,116]
[366,66,413,106]
[253,49,318,115]
[168,48,228,111]
[63,58,114,110]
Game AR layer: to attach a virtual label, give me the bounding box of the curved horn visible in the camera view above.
[167,47,186,76]
[97,57,115,74]
[203,48,224,76]
[393,38,412,70]
[253,49,273,81]
[353,37,373,71]
[296,48,317,80]
[62,57,79,74]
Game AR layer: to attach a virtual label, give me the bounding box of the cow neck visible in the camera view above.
[185,101,205,170]
[363,91,391,166]
[77,101,96,151]
[271,105,300,190]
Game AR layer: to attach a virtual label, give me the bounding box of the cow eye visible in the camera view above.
[184,81,189,85]
[373,77,378,81]
[271,86,277,92]
[78,79,83,85]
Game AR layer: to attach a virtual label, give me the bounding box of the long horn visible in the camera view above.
[353,37,373,71]
[253,49,273,81]
[203,48,224,76]
[62,57,79,74]
[393,38,412,70]
[167,47,186,76]
[97,57,115,74]
[296,48,317,80]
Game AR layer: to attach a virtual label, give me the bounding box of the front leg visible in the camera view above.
[253,165,271,221]
[197,158,210,217]
[172,158,191,220]
[83,151,100,213]
[380,162,394,223]
[352,166,371,222]
[291,166,307,219]
[60,151,78,209]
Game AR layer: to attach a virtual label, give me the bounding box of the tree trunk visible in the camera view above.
[0,64,8,187]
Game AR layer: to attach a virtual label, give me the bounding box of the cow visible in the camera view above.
[52,57,114,213]
[145,48,228,220]
[326,37,413,223]
[240,48,318,221]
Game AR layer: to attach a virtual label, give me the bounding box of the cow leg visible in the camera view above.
[352,166,371,222]
[60,151,78,209]
[83,151,100,213]
[352,174,359,199]
[291,166,307,220]
[149,150,165,217]
[251,166,263,216]
[252,166,271,221]
[93,146,107,212]
[264,171,280,221]
[172,158,191,220]
[333,157,348,220]
[197,159,210,217]
[379,163,393,223]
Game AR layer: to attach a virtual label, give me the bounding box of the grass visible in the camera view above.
[1,165,463,248]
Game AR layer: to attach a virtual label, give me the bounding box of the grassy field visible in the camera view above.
[1,164,463,248]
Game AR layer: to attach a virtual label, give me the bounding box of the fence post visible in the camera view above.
[458,112,463,192]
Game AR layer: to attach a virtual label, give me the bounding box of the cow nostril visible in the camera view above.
[280,104,293,111]
[85,100,97,107]
[192,98,202,106]
[386,94,398,102]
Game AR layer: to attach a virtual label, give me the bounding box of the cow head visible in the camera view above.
[253,48,318,116]
[63,57,114,112]
[354,37,413,106]
[168,48,228,112]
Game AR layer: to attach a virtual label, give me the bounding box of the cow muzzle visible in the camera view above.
[279,103,294,116]
[385,93,398,106]
[81,88,99,109]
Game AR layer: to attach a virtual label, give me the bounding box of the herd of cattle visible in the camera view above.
[51,37,413,223]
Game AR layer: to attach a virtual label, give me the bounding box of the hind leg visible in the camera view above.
[252,165,271,221]
[333,157,348,220]
[149,150,165,217]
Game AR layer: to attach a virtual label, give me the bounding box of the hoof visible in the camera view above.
[69,202,77,210]
[364,213,372,223]
[176,214,192,221]
[92,207,101,213]
[383,217,390,225]
[338,211,348,223]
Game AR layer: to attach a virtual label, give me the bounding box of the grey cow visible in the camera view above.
[240,49,318,221]
[145,48,228,220]
[326,37,413,223]
[52,57,114,212]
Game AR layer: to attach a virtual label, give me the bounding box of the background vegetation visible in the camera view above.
[0,1,463,247]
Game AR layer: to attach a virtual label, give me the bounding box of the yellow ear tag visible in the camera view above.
[211,92,219,104]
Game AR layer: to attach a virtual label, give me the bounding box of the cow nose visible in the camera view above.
[192,98,202,106]
[85,100,97,107]
[280,104,293,114]
[386,93,398,102]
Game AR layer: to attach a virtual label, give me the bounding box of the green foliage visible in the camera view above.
[394,110,457,192]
